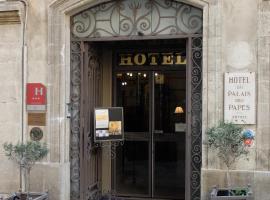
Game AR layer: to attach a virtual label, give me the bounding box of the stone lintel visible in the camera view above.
[0,10,20,25]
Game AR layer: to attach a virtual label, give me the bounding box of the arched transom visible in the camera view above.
[71,0,202,40]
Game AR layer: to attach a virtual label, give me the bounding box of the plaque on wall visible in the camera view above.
[224,72,256,124]
[30,127,43,141]
[94,107,124,142]
[28,113,46,126]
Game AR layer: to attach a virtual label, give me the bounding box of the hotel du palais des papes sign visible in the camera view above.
[224,72,256,124]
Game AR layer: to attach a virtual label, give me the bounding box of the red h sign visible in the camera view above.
[27,83,46,111]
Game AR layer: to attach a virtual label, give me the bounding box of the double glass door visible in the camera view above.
[114,70,186,199]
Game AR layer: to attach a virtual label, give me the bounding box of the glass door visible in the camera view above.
[153,71,186,199]
[114,70,186,199]
[114,72,151,197]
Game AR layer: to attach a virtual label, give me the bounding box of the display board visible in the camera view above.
[94,107,124,142]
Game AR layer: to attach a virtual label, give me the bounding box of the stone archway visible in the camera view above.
[47,0,218,200]
[70,1,202,199]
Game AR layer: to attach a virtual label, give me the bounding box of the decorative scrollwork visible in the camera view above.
[86,183,101,200]
[190,37,202,200]
[94,141,125,159]
[85,44,102,157]
[71,6,203,199]
[70,41,81,200]
[71,0,202,40]
[102,189,122,200]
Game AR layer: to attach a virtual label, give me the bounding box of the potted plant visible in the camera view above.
[206,122,254,199]
[3,141,49,200]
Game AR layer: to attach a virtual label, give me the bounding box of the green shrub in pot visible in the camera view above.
[3,141,49,199]
[206,122,253,198]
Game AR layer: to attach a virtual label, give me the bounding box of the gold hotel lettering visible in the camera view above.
[119,53,186,66]
[162,53,174,65]
[134,53,146,65]
[119,54,133,65]
[175,53,186,65]
[148,53,159,65]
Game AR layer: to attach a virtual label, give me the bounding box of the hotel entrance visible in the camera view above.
[112,42,187,199]
[70,1,203,199]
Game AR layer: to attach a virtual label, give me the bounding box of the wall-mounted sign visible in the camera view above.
[28,113,46,126]
[26,83,46,111]
[30,127,43,141]
[94,107,124,142]
[117,52,186,66]
[224,72,256,124]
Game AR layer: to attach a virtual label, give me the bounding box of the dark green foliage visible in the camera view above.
[232,189,247,196]
[206,122,249,169]
[3,141,49,170]
[217,188,247,196]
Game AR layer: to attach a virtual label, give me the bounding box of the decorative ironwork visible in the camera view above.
[70,2,203,200]
[71,0,202,40]
[30,127,43,141]
[86,183,101,200]
[83,44,102,200]
[70,42,103,200]
[190,37,202,200]
[70,41,82,200]
[94,141,124,159]
[86,45,102,157]
[102,189,121,200]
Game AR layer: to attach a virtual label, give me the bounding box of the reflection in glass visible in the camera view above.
[114,71,186,199]
[115,72,150,196]
[115,141,149,196]
[116,72,149,132]
[154,72,186,133]
[154,72,186,199]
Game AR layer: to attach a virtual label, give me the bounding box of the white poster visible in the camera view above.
[224,72,256,124]
[95,109,109,129]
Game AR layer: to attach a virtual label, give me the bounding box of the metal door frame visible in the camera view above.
[112,68,187,199]
[109,39,202,200]
[70,36,202,200]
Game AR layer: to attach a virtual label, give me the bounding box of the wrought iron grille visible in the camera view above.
[71,0,202,40]
[190,37,202,200]
[70,41,82,200]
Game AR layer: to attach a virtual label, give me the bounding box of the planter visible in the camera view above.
[6,192,48,200]
[210,185,253,200]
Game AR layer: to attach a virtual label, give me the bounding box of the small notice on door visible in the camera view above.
[95,109,109,129]
[94,107,124,142]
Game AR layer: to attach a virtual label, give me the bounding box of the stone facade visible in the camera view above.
[0,0,23,194]
[0,0,269,200]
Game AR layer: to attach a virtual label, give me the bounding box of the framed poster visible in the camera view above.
[94,107,124,142]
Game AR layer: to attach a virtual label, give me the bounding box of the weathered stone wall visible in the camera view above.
[202,0,270,200]
[0,1,23,194]
[26,0,70,199]
[0,1,69,199]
